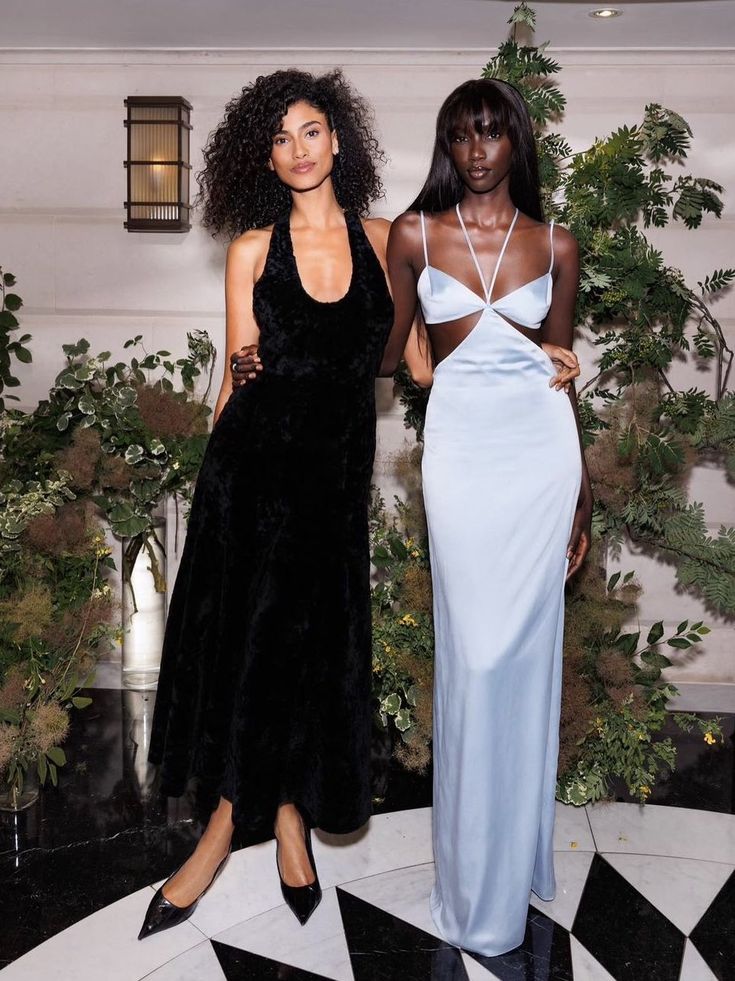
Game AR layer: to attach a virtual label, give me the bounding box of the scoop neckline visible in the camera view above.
[284,211,357,307]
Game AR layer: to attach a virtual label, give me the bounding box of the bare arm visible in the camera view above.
[541,227,593,578]
[213,231,265,423]
[380,213,433,384]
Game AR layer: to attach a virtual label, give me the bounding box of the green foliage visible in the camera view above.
[1,330,215,592]
[0,476,76,551]
[0,268,32,413]
[370,493,435,770]
[557,612,722,806]
[0,479,116,802]
[0,328,216,803]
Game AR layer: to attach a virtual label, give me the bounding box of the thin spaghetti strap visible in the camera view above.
[455,204,489,300]
[420,211,430,271]
[456,204,519,303]
[487,208,519,300]
[548,220,555,274]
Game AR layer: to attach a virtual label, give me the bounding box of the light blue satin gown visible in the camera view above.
[418,206,582,956]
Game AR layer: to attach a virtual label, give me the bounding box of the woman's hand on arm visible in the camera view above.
[543,343,579,392]
[541,227,593,579]
[230,344,262,387]
[213,232,264,424]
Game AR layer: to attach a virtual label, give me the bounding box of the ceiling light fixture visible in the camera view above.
[589,8,622,18]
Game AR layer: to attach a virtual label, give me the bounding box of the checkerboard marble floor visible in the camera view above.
[2,801,733,981]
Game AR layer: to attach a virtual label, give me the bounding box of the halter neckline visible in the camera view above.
[455,205,519,305]
[283,211,358,307]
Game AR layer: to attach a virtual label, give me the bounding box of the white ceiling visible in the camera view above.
[0,0,732,50]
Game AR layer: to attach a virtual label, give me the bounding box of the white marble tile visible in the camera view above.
[170,810,433,941]
[141,940,227,980]
[569,935,616,981]
[211,887,353,981]
[0,886,205,981]
[603,853,733,935]
[529,851,595,930]
[554,801,596,852]
[185,839,284,939]
[586,802,735,863]
[313,807,434,889]
[679,939,718,981]
[338,862,438,938]
[461,951,502,980]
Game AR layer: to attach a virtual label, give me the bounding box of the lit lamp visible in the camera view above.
[124,96,192,232]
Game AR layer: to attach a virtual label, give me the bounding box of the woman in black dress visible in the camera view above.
[139,69,393,938]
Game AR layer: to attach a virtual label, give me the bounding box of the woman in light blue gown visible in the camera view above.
[381,78,592,956]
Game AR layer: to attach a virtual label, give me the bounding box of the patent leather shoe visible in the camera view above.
[138,846,231,941]
[276,811,322,926]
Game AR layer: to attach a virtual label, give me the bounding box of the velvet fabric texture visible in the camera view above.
[148,211,394,837]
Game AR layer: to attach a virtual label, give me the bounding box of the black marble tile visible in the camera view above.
[468,908,573,981]
[0,821,199,968]
[0,688,205,967]
[336,888,469,980]
[0,688,203,859]
[211,939,333,980]
[572,854,685,981]
[611,712,735,815]
[690,869,735,981]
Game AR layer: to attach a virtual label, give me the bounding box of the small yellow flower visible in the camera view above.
[411,550,420,558]
[400,614,418,628]
[406,538,414,548]
[172,461,180,471]
[639,784,651,797]
[703,731,716,746]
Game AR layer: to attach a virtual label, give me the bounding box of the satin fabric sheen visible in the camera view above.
[418,208,582,956]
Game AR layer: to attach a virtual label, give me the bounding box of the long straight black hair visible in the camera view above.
[408,78,544,221]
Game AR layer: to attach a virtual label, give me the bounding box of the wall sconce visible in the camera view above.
[124,96,192,233]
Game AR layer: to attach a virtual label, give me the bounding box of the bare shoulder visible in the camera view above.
[549,223,579,264]
[227,225,273,269]
[362,216,391,255]
[387,210,423,246]
[363,216,391,236]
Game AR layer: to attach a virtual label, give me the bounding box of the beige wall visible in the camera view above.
[1,47,733,687]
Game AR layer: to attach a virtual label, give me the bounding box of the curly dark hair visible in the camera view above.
[196,68,386,238]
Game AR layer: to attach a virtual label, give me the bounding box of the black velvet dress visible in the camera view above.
[148,211,393,838]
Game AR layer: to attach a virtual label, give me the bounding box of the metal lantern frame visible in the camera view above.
[124,96,192,233]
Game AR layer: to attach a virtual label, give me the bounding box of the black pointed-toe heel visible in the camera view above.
[138,846,232,941]
[276,811,322,926]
